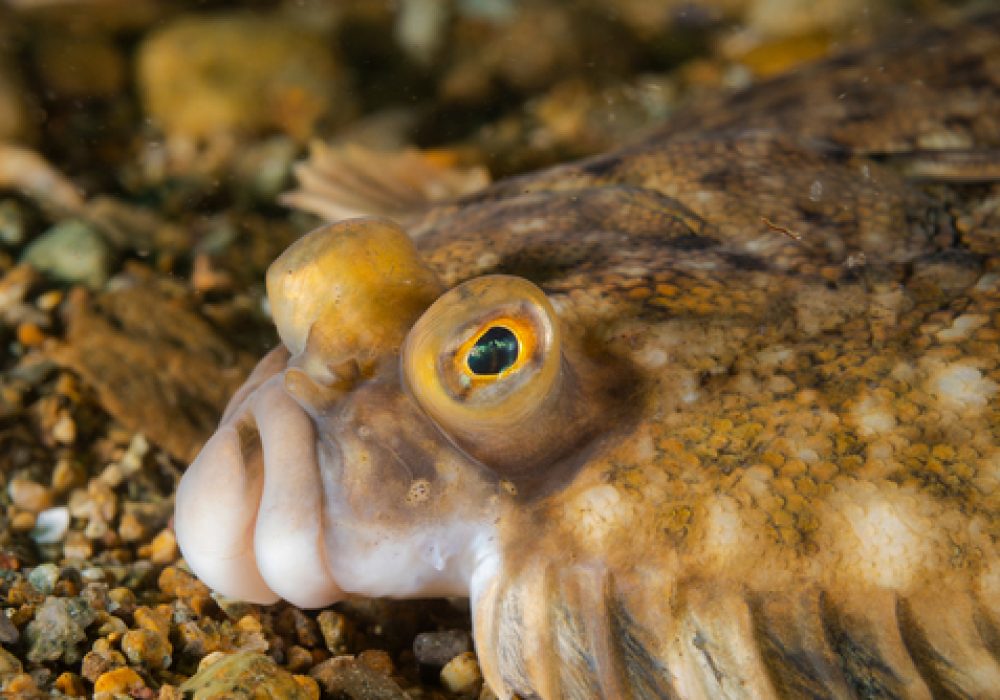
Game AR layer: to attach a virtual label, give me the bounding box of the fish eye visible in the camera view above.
[466,326,520,376]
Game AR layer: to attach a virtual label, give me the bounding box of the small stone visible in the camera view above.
[53,671,87,697]
[35,289,63,312]
[63,530,94,560]
[180,651,318,699]
[134,605,172,638]
[309,655,407,700]
[149,528,178,564]
[413,629,473,667]
[21,219,110,290]
[51,457,86,493]
[10,510,35,531]
[16,321,45,347]
[24,596,96,664]
[99,462,124,488]
[31,506,70,544]
[122,628,173,669]
[286,645,313,673]
[159,684,183,700]
[137,13,351,141]
[27,563,60,594]
[158,566,211,615]
[93,666,145,695]
[118,511,146,542]
[8,477,53,513]
[357,649,394,676]
[108,587,137,616]
[81,644,126,683]
[2,672,38,695]
[316,610,352,656]
[0,646,23,677]
[440,652,483,695]
[0,200,26,245]
[0,613,18,644]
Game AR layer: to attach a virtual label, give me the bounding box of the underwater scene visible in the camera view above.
[0,1,998,698]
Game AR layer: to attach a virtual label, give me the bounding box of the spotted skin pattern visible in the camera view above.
[406,12,1000,699]
[178,11,1000,699]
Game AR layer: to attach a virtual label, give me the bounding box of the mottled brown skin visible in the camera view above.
[180,11,1000,699]
[404,12,1000,698]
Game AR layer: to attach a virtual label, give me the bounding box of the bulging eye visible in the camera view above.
[466,325,519,376]
[402,275,563,476]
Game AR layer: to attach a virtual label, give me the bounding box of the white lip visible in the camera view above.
[175,351,500,610]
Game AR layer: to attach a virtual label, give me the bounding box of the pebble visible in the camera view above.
[21,219,111,290]
[413,629,473,667]
[309,655,408,700]
[148,529,178,564]
[136,13,351,141]
[8,477,53,513]
[53,670,87,697]
[122,628,172,669]
[10,510,36,531]
[30,506,70,544]
[158,567,212,615]
[51,457,86,493]
[93,666,145,696]
[0,647,22,678]
[51,413,76,444]
[316,610,352,655]
[80,641,126,683]
[63,531,94,560]
[0,612,19,644]
[440,651,483,695]
[24,596,96,664]
[0,199,26,245]
[179,651,319,699]
[27,563,60,594]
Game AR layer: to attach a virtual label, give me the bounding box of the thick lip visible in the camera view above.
[175,349,346,609]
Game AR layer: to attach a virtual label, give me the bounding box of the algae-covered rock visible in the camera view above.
[180,651,318,700]
[137,13,353,141]
[21,220,110,290]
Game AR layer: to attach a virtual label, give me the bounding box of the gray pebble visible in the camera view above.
[27,562,60,595]
[413,629,473,667]
[25,597,95,664]
[0,612,18,644]
[21,219,110,290]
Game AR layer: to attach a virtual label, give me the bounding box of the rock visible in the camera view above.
[93,666,145,696]
[179,651,318,699]
[21,219,110,290]
[24,597,96,664]
[0,199,27,245]
[316,610,352,656]
[413,629,473,667]
[0,612,18,644]
[439,651,482,695]
[47,280,258,463]
[121,628,172,669]
[30,506,70,544]
[309,655,408,700]
[8,477,52,513]
[27,563,60,594]
[0,647,23,678]
[137,13,352,142]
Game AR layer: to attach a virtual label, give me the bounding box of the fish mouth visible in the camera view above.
[174,346,346,608]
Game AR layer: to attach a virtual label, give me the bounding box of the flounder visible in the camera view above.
[175,13,1000,699]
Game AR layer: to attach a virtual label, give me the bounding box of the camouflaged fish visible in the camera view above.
[175,12,1000,699]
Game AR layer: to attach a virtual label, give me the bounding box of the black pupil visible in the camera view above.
[467,326,519,376]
